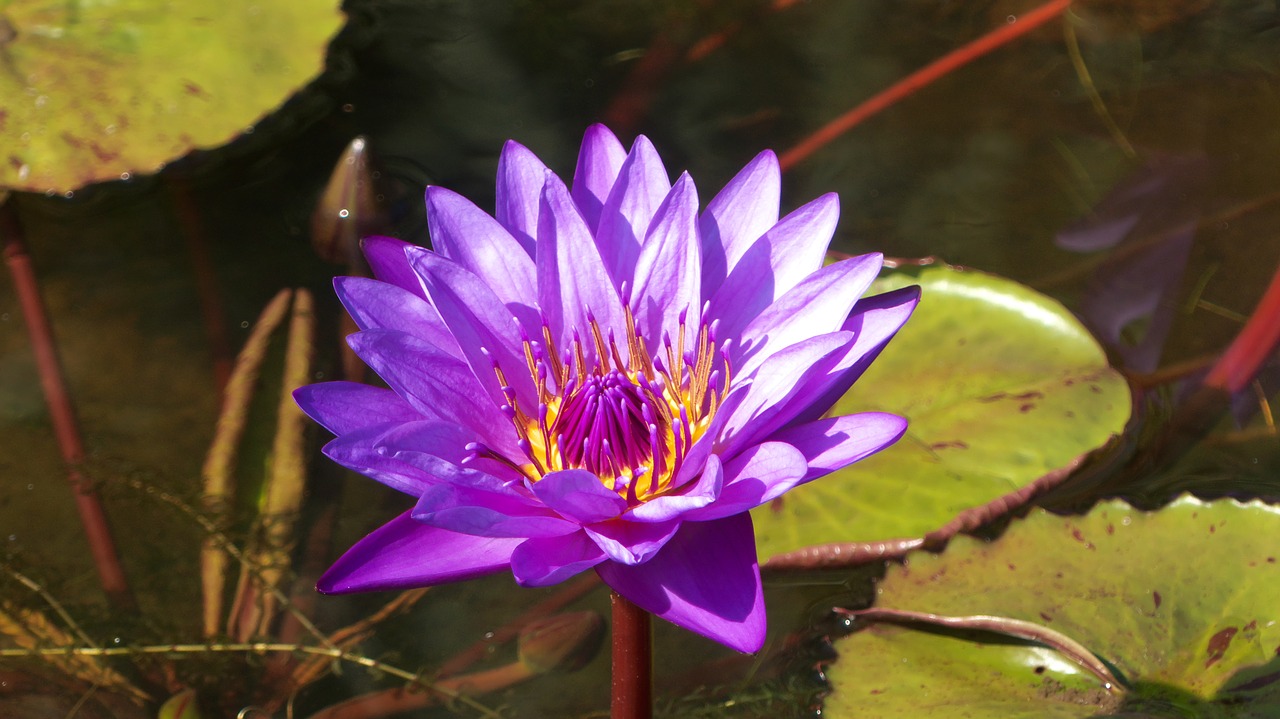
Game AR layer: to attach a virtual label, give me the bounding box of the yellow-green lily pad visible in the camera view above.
[753,264,1131,562]
[0,0,345,192]
[824,497,1280,718]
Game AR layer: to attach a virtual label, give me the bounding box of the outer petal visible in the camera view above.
[597,513,765,653]
[294,382,421,436]
[494,140,549,254]
[531,469,627,524]
[571,124,627,233]
[584,517,681,565]
[426,186,538,310]
[706,194,838,342]
[318,512,519,593]
[334,277,462,359]
[681,442,807,521]
[624,453,723,522]
[347,329,520,457]
[595,135,672,288]
[413,483,578,538]
[629,173,701,357]
[699,150,781,300]
[362,236,425,298]
[769,412,908,482]
[733,253,882,379]
[537,171,626,355]
[511,531,607,587]
[321,421,518,496]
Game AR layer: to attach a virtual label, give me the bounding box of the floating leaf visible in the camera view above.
[0,0,345,192]
[824,497,1280,718]
[754,264,1131,562]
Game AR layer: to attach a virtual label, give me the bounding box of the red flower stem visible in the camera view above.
[1203,261,1280,393]
[778,0,1073,171]
[610,589,652,719]
[0,202,135,611]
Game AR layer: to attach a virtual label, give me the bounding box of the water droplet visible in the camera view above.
[17,164,29,181]
[338,209,349,218]
[25,483,33,490]
[240,320,250,328]
[243,125,256,135]
[120,171,131,180]
[63,190,74,198]
[1006,14,1017,23]
[112,637,121,644]
[104,124,117,135]
[7,534,16,541]
[342,103,355,113]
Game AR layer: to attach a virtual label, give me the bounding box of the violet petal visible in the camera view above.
[595,135,672,288]
[361,236,425,297]
[770,412,908,482]
[624,454,724,522]
[532,468,627,524]
[494,139,549,254]
[511,532,607,587]
[426,185,538,310]
[413,483,578,538]
[699,150,781,299]
[629,173,701,356]
[571,124,627,233]
[584,517,682,565]
[334,276,462,359]
[681,442,807,521]
[294,381,421,436]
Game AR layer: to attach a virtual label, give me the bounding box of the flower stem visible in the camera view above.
[610,590,652,719]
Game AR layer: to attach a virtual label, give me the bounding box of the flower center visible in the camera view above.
[479,306,728,503]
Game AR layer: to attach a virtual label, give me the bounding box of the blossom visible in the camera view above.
[295,125,919,653]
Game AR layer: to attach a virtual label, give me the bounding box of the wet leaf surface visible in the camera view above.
[824,497,1280,718]
[752,264,1131,561]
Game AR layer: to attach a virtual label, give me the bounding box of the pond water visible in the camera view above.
[3,1,1280,717]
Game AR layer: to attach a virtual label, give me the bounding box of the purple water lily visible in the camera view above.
[295,125,919,652]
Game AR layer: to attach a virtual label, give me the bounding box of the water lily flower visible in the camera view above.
[295,125,919,653]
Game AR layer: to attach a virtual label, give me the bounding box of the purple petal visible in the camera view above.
[571,124,627,233]
[322,424,437,495]
[671,388,748,488]
[426,186,538,311]
[706,194,838,342]
[699,150,781,300]
[318,512,519,593]
[585,518,681,565]
[294,381,422,436]
[362,236,426,298]
[597,513,765,653]
[595,135,672,288]
[770,412,908,482]
[734,253,883,379]
[495,140,549,254]
[334,277,462,358]
[407,248,538,407]
[511,531,607,587]
[322,420,514,496]
[682,442,807,521]
[536,170,626,353]
[413,483,578,538]
[347,329,520,457]
[624,454,724,522]
[629,173,701,355]
[532,468,627,524]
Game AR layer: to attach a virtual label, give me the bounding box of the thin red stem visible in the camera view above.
[0,202,135,611]
[610,590,652,719]
[778,0,1074,171]
[1204,261,1280,393]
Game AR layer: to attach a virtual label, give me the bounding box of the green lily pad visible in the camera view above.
[0,0,345,192]
[753,264,1131,562]
[824,497,1280,718]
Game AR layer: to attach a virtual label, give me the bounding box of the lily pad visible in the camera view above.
[824,497,1280,718]
[0,0,346,192]
[753,264,1131,562]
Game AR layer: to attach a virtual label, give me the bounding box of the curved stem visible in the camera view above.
[611,590,652,719]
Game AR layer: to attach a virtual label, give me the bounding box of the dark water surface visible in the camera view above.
[3,1,1280,716]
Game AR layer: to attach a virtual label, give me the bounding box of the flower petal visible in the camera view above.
[681,442,807,521]
[413,483,578,538]
[706,193,838,342]
[294,381,421,436]
[595,135,672,288]
[571,124,627,233]
[624,454,723,522]
[347,329,520,457]
[361,236,426,298]
[321,420,515,496]
[699,150,781,299]
[318,512,519,593]
[495,140,549,254]
[537,171,625,354]
[426,186,538,310]
[584,517,681,565]
[531,468,627,524]
[734,253,883,379]
[629,173,701,354]
[334,276,462,358]
[511,531,607,587]
[769,412,908,482]
[597,513,765,653]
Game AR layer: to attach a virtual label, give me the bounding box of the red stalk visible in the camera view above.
[778,0,1074,171]
[0,202,135,611]
[610,590,652,719]
[1204,261,1280,393]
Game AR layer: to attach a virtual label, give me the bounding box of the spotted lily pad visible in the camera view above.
[753,264,1131,562]
[824,497,1280,718]
[0,0,345,192]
